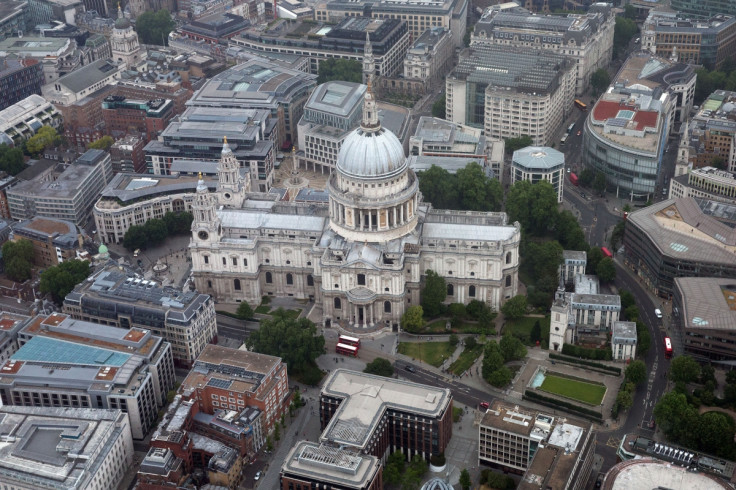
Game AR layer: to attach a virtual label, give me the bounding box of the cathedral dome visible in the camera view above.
[336,124,406,179]
[115,15,131,29]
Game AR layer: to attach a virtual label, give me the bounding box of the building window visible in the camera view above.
[234,279,241,290]
[334,297,342,309]
[357,274,366,286]
[222,257,226,265]
[447,284,454,296]
[207,280,212,288]
[232,257,238,266]
[384,301,391,313]
[204,255,209,264]
[506,252,512,264]
[506,275,511,287]
[244,258,248,267]
[266,272,272,284]
[469,285,476,297]
[286,273,293,285]
[307,274,314,286]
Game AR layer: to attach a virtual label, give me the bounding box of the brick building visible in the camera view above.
[101,95,175,142]
[12,217,84,267]
[110,134,146,174]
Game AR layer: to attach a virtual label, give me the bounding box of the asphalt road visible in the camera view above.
[394,361,491,409]
[215,313,259,343]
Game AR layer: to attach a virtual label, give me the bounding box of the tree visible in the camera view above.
[236,301,253,320]
[421,269,446,318]
[596,257,616,282]
[418,165,458,209]
[697,411,736,457]
[274,423,281,441]
[504,135,533,155]
[487,365,512,387]
[499,333,527,362]
[25,125,59,155]
[593,171,607,195]
[246,309,325,374]
[711,156,727,170]
[482,341,504,374]
[292,390,302,408]
[636,320,651,356]
[449,333,459,347]
[530,320,542,344]
[135,9,175,46]
[590,68,611,95]
[465,336,477,350]
[87,135,115,150]
[616,387,633,410]
[401,305,425,333]
[505,180,559,235]
[625,360,647,386]
[266,435,273,452]
[456,162,503,211]
[459,468,471,490]
[613,17,638,59]
[448,303,466,321]
[363,358,394,377]
[123,211,193,251]
[501,294,527,320]
[2,239,34,282]
[555,210,587,251]
[624,4,637,19]
[0,144,25,175]
[670,355,701,385]
[432,95,446,118]
[586,247,604,275]
[317,58,362,84]
[40,259,91,304]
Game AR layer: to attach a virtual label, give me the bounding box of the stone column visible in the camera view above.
[393,206,397,227]
[400,204,404,224]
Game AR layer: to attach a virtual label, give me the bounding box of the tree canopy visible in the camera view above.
[246,308,325,374]
[421,269,446,318]
[401,305,425,333]
[317,58,362,84]
[613,17,638,59]
[593,171,607,195]
[670,355,701,385]
[596,257,616,282]
[481,340,517,388]
[135,10,175,46]
[431,95,446,118]
[500,294,527,320]
[363,357,394,378]
[694,65,736,104]
[87,135,115,151]
[0,144,25,175]
[625,360,647,386]
[459,469,471,490]
[40,259,91,304]
[417,163,502,212]
[505,180,559,235]
[590,68,611,95]
[123,211,193,251]
[499,333,527,362]
[504,135,533,155]
[236,301,253,320]
[2,239,34,282]
[25,125,60,155]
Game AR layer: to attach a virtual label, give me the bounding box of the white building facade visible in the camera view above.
[510,146,565,203]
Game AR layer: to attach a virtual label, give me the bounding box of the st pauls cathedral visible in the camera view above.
[189,39,521,330]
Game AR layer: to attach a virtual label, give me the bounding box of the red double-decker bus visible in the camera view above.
[664,337,673,359]
[336,343,358,357]
[338,335,360,348]
[601,247,613,258]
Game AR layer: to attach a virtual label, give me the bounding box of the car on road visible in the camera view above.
[581,192,586,198]
[133,249,140,257]
[576,130,582,136]
[655,308,663,319]
[479,402,490,410]
[404,365,416,373]
[254,471,263,481]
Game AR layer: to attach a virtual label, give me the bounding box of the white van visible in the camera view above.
[654,308,663,319]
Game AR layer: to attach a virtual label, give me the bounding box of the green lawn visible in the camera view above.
[398,342,454,367]
[538,374,607,406]
[504,316,550,345]
[449,345,484,375]
[255,305,271,314]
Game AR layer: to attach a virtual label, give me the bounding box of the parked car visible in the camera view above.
[404,365,416,373]
[479,402,490,410]
[655,308,663,319]
[254,471,263,481]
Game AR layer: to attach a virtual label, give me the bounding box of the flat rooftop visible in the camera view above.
[97,173,217,206]
[282,441,380,488]
[604,459,730,490]
[320,369,451,450]
[675,277,736,331]
[513,146,564,170]
[589,94,663,154]
[305,81,365,118]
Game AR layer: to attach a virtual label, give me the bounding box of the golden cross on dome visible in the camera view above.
[223,135,227,144]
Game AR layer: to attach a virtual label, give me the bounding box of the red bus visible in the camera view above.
[601,247,613,258]
[338,335,360,348]
[575,99,587,111]
[569,172,579,186]
[664,337,673,359]
[336,343,358,357]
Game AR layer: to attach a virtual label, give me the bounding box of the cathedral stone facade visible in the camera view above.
[189,38,520,330]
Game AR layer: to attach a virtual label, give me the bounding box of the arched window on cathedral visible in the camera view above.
[265,272,272,284]
[334,298,342,310]
[307,275,314,286]
[447,284,454,296]
[469,285,476,297]
[506,252,512,264]
[286,273,293,285]
[505,275,512,287]
[234,279,241,291]
[384,301,391,313]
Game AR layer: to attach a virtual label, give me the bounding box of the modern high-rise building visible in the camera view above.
[670,0,736,19]
[63,266,218,367]
[0,54,44,111]
[0,93,61,146]
[511,146,565,203]
[683,90,736,173]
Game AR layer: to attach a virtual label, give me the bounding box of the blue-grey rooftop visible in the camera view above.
[512,146,565,170]
[12,336,131,367]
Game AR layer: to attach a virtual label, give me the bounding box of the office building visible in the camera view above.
[27,0,85,30]
[602,458,730,489]
[582,52,696,200]
[180,344,290,436]
[478,400,595,488]
[145,106,275,192]
[188,58,316,150]
[611,321,637,361]
[642,12,736,70]
[0,55,44,111]
[315,0,467,49]
[472,3,615,95]
[673,277,736,362]
[0,312,175,439]
[549,267,621,353]
[685,90,736,173]
[102,94,175,142]
[402,27,454,92]
[0,1,28,42]
[231,17,410,80]
[623,197,736,298]
[0,94,61,146]
[511,146,565,203]
[41,58,123,106]
[7,149,112,225]
[0,406,134,490]
[0,35,81,84]
[669,166,736,204]
[110,134,146,174]
[63,266,217,366]
[180,12,252,45]
[12,216,83,267]
[0,175,17,219]
[281,442,383,490]
[447,44,576,146]
[560,250,586,285]
[0,311,31,365]
[94,173,219,244]
[670,0,736,19]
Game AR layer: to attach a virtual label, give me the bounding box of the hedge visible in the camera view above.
[216,310,246,320]
[523,390,603,422]
[561,343,612,361]
[549,353,621,376]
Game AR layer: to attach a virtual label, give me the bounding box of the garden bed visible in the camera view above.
[449,345,483,375]
[538,373,606,406]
